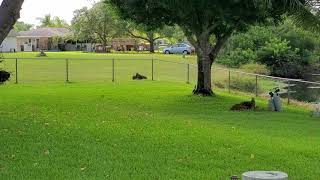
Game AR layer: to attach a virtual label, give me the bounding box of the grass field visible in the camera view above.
[1,52,199,84]
[1,52,284,95]
[0,81,319,179]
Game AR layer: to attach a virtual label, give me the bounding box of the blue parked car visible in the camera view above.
[163,43,193,54]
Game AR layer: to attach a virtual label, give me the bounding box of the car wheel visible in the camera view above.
[183,50,188,55]
[165,50,170,54]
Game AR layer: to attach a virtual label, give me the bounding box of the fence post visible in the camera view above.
[287,80,291,105]
[152,59,154,81]
[228,70,231,93]
[112,59,115,82]
[255,75,258,97]
[65,59,69,83]
[187,64,190,84]
[15,58,18,84]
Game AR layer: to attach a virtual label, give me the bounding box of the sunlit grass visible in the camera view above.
[0,81,319,179]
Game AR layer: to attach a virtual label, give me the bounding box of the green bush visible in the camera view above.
[218,19,320,78]
[217,25,274,67]
[218,48,257,67]
[240,63,270,75]
[279,19,320,52]
[223,25,274,52]
[257,38,308,78]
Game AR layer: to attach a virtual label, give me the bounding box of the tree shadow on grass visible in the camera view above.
[147,92,320,134]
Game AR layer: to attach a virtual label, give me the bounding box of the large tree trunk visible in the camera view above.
[147,32,155,53]
[193,51,214,96]
[149,40,155,53]
[0,0,24,44]
[192,32,231,96]
[192,35,215,96]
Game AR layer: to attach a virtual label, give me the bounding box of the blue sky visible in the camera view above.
[4,0,94,25]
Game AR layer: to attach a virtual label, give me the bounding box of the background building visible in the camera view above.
[17,28,71,52]
[0,30,18,52]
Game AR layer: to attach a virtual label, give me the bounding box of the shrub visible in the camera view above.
[240,63,270,75]
[257,38,308,78]
[218,19,320,77]
[217,48,257,67]
[279,19,320,53]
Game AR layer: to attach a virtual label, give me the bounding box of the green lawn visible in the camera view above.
[1,52,283,96]
[0,81,319,179]
[1,52,198,84]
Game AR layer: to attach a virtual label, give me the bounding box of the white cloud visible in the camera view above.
[16,0,94,25]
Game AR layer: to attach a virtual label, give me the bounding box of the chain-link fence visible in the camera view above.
[211,67,320,104]
[1,57,320,104]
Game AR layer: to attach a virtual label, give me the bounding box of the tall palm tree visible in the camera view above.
[37,15,69,28]
[37,14,54,28]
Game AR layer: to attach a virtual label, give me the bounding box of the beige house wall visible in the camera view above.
[112,38,139,51]
[17,37,53,51]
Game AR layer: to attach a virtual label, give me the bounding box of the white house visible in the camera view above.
[0,30,18,52]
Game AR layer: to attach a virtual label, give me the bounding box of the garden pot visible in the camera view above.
[312,102,320,117]
[242,171,288,180]
[268,99,275,111]
[273,95,282,112]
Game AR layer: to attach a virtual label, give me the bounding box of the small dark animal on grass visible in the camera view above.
[132,73,147,80]
[231,98,256,111]
[37,50,47,57]
[0,70,10,84]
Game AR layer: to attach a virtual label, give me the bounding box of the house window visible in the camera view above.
[29,39,31,44]
[36,39,40,49]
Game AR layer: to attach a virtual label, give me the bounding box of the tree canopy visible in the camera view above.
[109,0,320,95]
[14,21,33,32]
[71,2,121,49]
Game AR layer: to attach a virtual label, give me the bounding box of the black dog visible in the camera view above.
[0,70,10,84]
[132,73,147,80]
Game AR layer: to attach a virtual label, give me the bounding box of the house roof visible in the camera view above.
[18,28,71,38]
[7,30,19,37]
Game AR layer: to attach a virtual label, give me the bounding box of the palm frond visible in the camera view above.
[256,0,320,33]
[287,0,320,33]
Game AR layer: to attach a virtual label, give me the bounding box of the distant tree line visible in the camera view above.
[71,1,185,53]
